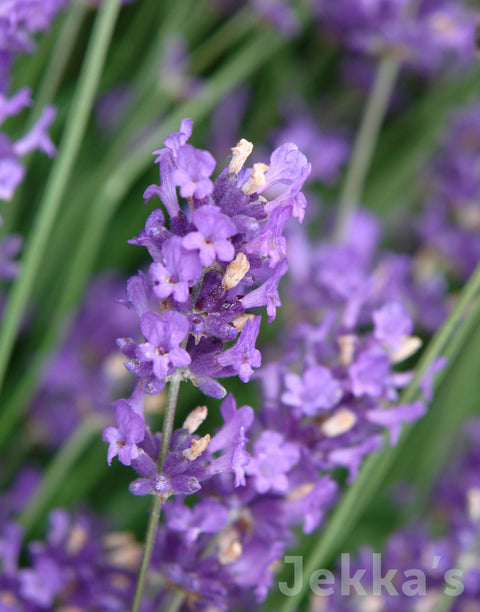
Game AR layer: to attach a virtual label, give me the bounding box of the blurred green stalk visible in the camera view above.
[18,415,103,535]
[132,372,182,612]
[0,0,123,396]
[2,3,88,236]
[333,54,400,241]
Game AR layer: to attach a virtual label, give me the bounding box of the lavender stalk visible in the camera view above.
[333,54,400,242]
[132,371,182,612]
[0,0,122,396]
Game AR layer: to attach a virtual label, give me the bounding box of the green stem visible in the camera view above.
[402,297,480,515]
[190,7,254,73]
[132,372,182,612]
[333,54,400,241]
[32,2,88,123]
[165,590,186,612]
[18,416,102,534]
[0,0,122,397]
[278,259,480,612]
[3,4,87,236]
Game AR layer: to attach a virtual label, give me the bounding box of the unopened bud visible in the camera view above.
[389,336,422,364]
[287,482,315,501]
[413,247,439,282]
[222,252,250,290]
[183,405,208,433]
[454,204,480,231]
[337,335,356,366]
[183,434,211,460]
[0,594,18,607]
[467,487,480,522]
[218,527,243,564]
[229,138,254,174]
[66,525,88,555]
[232,313,255,332]
[241,163,269,195]
[428,12,457,35]
[321,408,357,437]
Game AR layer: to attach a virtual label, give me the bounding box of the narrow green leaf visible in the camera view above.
[0,0,123,396]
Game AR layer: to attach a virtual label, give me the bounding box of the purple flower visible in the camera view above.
[366,401,426,445]
[286,476,338,534]
[163,117,193,155]
[144,149,181,217]
[0,101,56,201]
[19,557,65,607]
[0,522,22,576]
[273,116,349,184]
[0,88,31,125]
[349,347,391,398]
[0,156,24,201]
[373,301,413,350]
[246,430,300,494]
[172,144,216,199]
[13,105,56,158]
[313,0,477,75]
[282,366,342,416]
[241,258,288,322]
[208,394,254,486]
[183,204,237,266]
[217,316,262,382]
[164,499,229,544]
[329,436,383,483]
[261,143,310,193]
[149,236,202,303]
[245,205,290,266]
[103,399,146,465]
[251,0,300,37]
[138,311,191,382]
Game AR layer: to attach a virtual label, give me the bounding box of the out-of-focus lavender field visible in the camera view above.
[1,1,480,610]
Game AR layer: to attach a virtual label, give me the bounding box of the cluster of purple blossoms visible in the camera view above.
[98,118,346,607]
[418,102,480,283]
[310,418,480,611]
[273,114,350,186]
[287,202,447,331]
[0,92,56,323]
[0,1,65,291]
[0,88,56,202]
[103,116,310,488]
[0,2,64,200]
[97,120,444,609]
[0,0,69,92]
[312,0,478,75]
[258,211,435,492]
[0,469,141,610]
